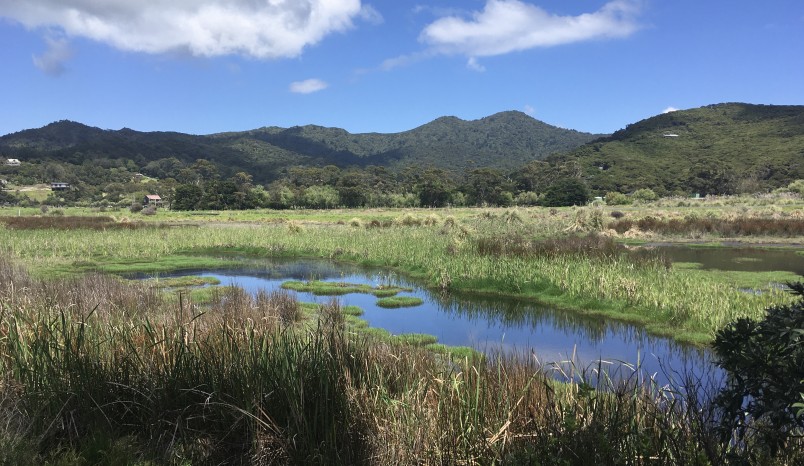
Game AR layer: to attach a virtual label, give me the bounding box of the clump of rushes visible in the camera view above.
[423,213,441,226]
[349,217,364,228]
[342,305,364,316]
[376,296,424,308]
[393,213,422,226]
[281,280,411,297]
[144,275,221,288]
[394,333,438,346]
[425,343,482,361]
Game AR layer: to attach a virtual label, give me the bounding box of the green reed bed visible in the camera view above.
[281,280,411,297]
[0,256,801,464]
[375,296,424,308]
[144,275,222,288]
[0,219,788,344]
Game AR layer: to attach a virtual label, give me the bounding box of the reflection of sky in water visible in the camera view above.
[150,258,721,387]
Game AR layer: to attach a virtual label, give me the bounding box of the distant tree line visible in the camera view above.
[3,155,802,210]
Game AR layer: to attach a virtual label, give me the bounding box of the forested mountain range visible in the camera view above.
[0,111,599,183]
[548,103,804,195]
[2,103,803,204]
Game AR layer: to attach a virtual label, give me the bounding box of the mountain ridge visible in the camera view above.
[550,102,804,195]
[0,111,603,182]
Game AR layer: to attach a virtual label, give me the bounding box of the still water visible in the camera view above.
[651,244,804,276]
[152,258,719,388]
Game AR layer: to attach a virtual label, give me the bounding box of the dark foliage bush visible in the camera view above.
[541,178,591,207]
[713,282,804,462]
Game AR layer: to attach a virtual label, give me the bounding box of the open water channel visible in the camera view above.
[150,253,738,389]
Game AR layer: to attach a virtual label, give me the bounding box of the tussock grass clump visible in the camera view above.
[366,219,392,229]
[286,220,305,233]
[565,207,605,232]
[502,209,524,224]
[348,217,364,228]
[423,213,441,226]
[393,213,422,227]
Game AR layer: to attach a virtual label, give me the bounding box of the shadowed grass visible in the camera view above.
[610,216,804,237]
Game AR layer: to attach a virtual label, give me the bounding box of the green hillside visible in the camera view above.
[555,103,804,195]
[0,112,599,183]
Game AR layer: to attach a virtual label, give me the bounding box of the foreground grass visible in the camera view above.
[2,256,799,464]
[0,206,797,344]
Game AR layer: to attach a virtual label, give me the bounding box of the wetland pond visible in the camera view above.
[150,257,722,389]
[652,244,804,276]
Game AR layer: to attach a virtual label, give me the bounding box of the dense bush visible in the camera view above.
[631,188,659,202]
[540,178,591,207]
[604,191,631,205]
[713,282,804,462]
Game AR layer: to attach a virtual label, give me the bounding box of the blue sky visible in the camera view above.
[1,1,802,137]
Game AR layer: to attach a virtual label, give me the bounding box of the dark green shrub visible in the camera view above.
[541,178,591,207]
[604,191,631,206]
[713,282,804,461]
[631,188,658,202]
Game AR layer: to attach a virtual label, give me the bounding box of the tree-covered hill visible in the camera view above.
[0,111,600,183]
[552,103,804,195]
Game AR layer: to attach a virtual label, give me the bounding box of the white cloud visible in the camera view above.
[1,0,365,59]
[662,106,679,114]
[523,104,535,115]
[359,4,384,25]
[32,35,73,76]
[466,57,485,72]
[420,0,641,58]
[290,78,329,94]
[379,51,433,71]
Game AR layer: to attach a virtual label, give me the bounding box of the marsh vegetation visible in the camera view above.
[0,198,802,464]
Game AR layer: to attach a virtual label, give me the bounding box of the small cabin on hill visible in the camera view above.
[143,194,162,206]
[4,158,21,166]
[51,182,70,191]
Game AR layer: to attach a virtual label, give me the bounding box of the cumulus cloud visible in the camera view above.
[1,0,367,59]
[290,78,328,94]
[420,0,641,58]
[32,35,73,76]
[662,106,679,114]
